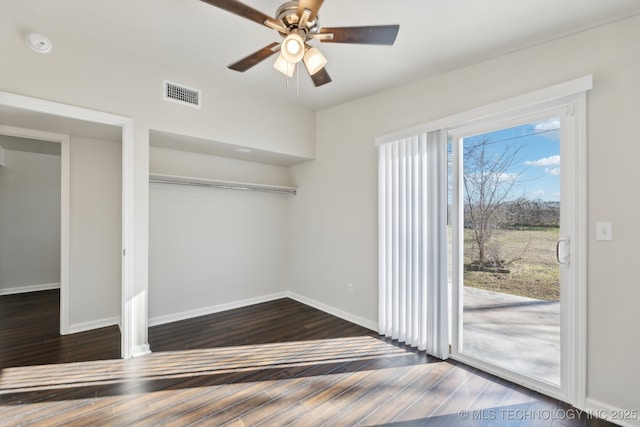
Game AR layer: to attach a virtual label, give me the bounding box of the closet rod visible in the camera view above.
[149,175,297,195]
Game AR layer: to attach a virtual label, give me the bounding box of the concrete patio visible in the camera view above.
[462,287,560,385]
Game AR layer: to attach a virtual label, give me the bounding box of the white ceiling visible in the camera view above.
[4,0,640,111]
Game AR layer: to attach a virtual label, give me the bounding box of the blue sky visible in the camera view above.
[463,117,561,201]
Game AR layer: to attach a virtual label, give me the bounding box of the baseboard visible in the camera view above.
[147,291,377,333]
[286,292,378,332]
[67,316,120,334]
[0,282,60,296]
[132,344,151,357]
[586,398,640,427]
[148,292,288,327]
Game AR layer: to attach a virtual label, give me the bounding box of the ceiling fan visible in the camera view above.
[200,0,400,86]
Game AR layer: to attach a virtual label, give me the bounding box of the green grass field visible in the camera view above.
[463,227,560,301]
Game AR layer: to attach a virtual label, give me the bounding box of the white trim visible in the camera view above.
[60,134,71,335]
[586,398,640,427]
[67,316,120,334]
[0,124,71,334]
[0,282,61,296]
[148,291,378,333]
[572,92,588,411]
[148,292,288,327]
[120,120,136,359]
[375,75,593,145]
[132,344,151,357]
[0,91,138,358]
[287,292,378,331]
[0,92,133,127]
[0,145,5,167]
[451,352,568,402]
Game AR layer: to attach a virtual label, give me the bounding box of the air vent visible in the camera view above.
[163,80,201,108]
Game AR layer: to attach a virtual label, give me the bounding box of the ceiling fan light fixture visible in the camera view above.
[303,46,327,76]
[273,53,295,77]
[201,0,401,88]
[281,32,305,63]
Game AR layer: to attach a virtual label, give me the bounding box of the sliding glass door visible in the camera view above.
[449,104,580,399]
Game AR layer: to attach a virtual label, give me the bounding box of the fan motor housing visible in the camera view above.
[276,1,319,34]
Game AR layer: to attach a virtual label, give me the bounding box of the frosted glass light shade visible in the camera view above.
[303,47,327,75]
[273,53,295,77]
[281,33,305,63]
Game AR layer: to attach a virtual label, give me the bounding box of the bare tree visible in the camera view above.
[463,136,526,264]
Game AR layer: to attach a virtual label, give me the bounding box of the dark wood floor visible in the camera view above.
[0,291,611,426]
[0,290,120,368]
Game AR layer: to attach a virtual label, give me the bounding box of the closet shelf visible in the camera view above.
[149,173,297,195]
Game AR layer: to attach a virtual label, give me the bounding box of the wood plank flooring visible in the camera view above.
[0,291,612,426]
[0,290,120,368]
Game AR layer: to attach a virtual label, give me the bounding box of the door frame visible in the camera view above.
[448,95,586,405]
[0,91,137,359]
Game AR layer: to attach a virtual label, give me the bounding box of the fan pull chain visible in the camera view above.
[281,63,300,101]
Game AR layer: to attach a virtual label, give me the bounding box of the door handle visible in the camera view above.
[556,237,570,265]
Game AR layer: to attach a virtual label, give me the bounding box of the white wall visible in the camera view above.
[69,136,122,330]
[0,136,60,294]
[288,15,640,418]
[150,146,292,186]
[148,147,290,324]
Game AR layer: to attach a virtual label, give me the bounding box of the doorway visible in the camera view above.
[0,91,138,358]
[0,126,70,333]
[374,76,590,406]
[0,135,62,298]
[449,98,586,402]
[452,114,563,386]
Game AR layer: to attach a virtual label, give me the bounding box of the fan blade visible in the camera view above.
[297,0,324,22]
[310,67,332,87]
[319,25,399,45]
[200,0,273,28]
[228,42,280,72]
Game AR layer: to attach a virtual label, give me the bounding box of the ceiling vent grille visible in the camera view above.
[164,80,201,108]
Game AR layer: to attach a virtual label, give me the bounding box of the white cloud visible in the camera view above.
[534,118,560,133]
[545,167,561,176]
[525,155,560,167]
[532,190,545,198]
[497,172,518,183]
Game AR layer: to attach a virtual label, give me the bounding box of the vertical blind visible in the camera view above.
[378,130,449,359]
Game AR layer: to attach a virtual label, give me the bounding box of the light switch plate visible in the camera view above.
[595,222,613,241]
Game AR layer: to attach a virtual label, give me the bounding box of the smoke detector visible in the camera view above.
[25,33,53,53]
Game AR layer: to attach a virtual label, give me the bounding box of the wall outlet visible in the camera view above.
[347,283,354,295]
